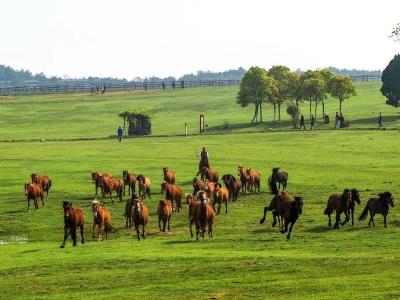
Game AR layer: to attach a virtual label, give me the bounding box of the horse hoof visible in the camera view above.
[60,244,65,248]
[259,219,265,224]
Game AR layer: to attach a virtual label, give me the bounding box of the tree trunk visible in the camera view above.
[322,100,325,119]
[314,101,318,118]
[339,100,342,113]
[296,98,299,107]
[273,103,276,121]
[251,103,259,123]
[259,102,263,123]
[278,102,281,121]
[309,100,312,120]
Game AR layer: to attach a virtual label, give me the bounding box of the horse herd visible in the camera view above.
[23,165,395,247]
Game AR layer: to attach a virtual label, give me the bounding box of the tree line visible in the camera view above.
[237,66,357,124]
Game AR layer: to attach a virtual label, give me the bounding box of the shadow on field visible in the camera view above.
[350,114,399,127]
[164,240,196,245]
[304,225,332,233]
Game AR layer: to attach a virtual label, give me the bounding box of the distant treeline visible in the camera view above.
[0,64,381,87]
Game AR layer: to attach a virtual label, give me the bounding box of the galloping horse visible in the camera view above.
[260,191,290,227]
[245,168,261,193]
[60,201,85,248]
[271,167,288,191]
[221,174,241,202]
[186,193,199,238]
[91,171,111,197]
[157,200,173,232]
[24,182,44,211]
[91,200,112,241]
[131,199,148,241]
[237,166,248,193]
[192,178,207,194]
[200,167,219,183]
[324,189,353,229]
[280,196,303,240]
[359,191,394,228]
[213,183,229,214]
[348,188,361,226]
[163,167,176,184]
[137,175,151,199]
[31,173,52,198]
[194,193,215,240]
[161,181,183,212]
[99,174,123,203]
[122,170,137,196]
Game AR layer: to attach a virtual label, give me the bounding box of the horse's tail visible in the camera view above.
[323,205,332,215]
[358,204,369,221]
[48,179,52,190]
[268,176,278,195]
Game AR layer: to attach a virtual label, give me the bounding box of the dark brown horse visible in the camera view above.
[124,194,139,229]
[359,191,394,228]
[163,167,176,184]
[157,200,173,232]
[221,174,241,202]
[260,191,290,228]
[279,196,303,240]
[271,167,288,191]
[324,189,352,229]
[200,167,219,183]
[31,173,52,198]
[122,170,137,196]
[91,200,112,241]
[60,201,85,248]
[24,182,44,211]
[194,192,216,240]
[186,193,199,238]
[161,181,183,212]
[348,188,361,226]
[99,174,123,203]
[131,199,148,241]
[137,175,151,199]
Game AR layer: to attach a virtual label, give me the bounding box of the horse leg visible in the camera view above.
[105,223,108,240]
[98,223,102,241]
[147,188,151,199]
[286,221,296,240]
[92,223,96,238]
[135,224,140,241]
[272,211,278,227]
[60,226,70,248]
[209,222,213,238]
[259,206,269,224]
[383,214,388,228]
[80,224,85,244]
[280,219,289,234]
[351,208,355,227]
[217,202,221,215]
[167,216,171,231]
[327,213,332,227]
[341,210,350,226]
[225,200,228,214]
[34,197,39,210]
[334,212,340,229]
[158,216,162,231]
[71,228,77,246]
[369,212,375,227]
[27,198,30,211]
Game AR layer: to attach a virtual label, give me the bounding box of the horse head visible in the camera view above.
[91,200,100,218]
[133,199,142,215]
[31,173,38,183]
[160,181,167,194]
[137,175,144,183]
[294,196,304,215]
[163,167,168,175]
[122,170,128,181]
[185,193,194,205]
[91,171,97,183]
[351,188,361,204]
[381,191,394,207]
[63,201,73,220]
[24,183,31,196]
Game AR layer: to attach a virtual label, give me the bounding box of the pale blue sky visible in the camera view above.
[1,0,399,79]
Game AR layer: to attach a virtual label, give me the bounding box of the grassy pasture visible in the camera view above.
[0,83,400,299]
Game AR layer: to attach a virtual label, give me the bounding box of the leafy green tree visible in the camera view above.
[381,54,400,107]
[286,103,300,128]
[297,71,326,119]
[327,76,357,113]
[317,68,335,118]
[237,66,278,123]
[268,66,298,121]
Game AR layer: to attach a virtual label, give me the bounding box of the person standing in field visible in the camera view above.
[378,112,383,128]
[117,126,123,142]
[310,115,316,130]
[335,112,340,128]
[299,114,305,130]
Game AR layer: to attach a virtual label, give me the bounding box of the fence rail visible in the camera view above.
[0,75,381,96]
[0,80,241,96]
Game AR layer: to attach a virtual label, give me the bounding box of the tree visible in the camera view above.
[317,68,335,118]
[286,103,300,128]
[237,66,278,123]
[327,76,356,113]
[268,66,298,121]
[297,71,326,119]
[381,54,400,107]
[390,23,400,42]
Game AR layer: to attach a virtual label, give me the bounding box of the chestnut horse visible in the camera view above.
[157,200,173,232]
[324,189,353,229]
[271,167,288,191]
[163,167,176,184]
[161,181,183,212]
[192,178,207,194]
[245,168,261,193]
[204,180,216,200]
[24,182,44,211]
[91,200,112,241]
[131,199,149,241]
[31,173,52,198]
[91,171,111,197]
[122,170,137,196]
[124,194,139,229]
[237,166,248,192]
[359,191,394,228]
[194,192,216,240]
[213,183,229,214]
[221,174,241,202]
[186,193,199,238]
[60,201,84,248]
[99,174,123,203]
[137,175,151,199]
[200,167,219,183]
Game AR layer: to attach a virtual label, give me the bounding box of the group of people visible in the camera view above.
[90,84,106,95]
[298,114,317,130]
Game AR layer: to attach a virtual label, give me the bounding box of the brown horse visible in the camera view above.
[348,188,361,226]
[124,194,139,229]
[24,182,44,211]
[271,167,288,192]
[99,174,123,203]
[245,168,260,193]
[163,167,176,184]
[31,173,52,198]
[194,193,216,240]
[131,199,149,241]
[200,167,219,183]
[260,191,290,228]
[237,166,248,193]
[186,193,199,238]
[161,181,183,212]
[122,170,137,196]
[324,189,353,229]
[91,200,112,241]
[157,200,173,232]
[213,183,229,214]
[205,180,216,200]
[359,191,394,228]
[279,196,303,240]
[192,178,207,194]
[137,175,151,199]
[221,174,241,201]
[91,171,111,197]
[60,201,85,248]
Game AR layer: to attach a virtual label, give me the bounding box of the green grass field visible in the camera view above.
[0,83,400,299]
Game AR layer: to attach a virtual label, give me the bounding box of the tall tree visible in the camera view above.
[268,66,298,121]
[237,67,277,123]
[297,71,326,120]
[327,76,356,113]
[381,54,400,107]
[317,68,335,118]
